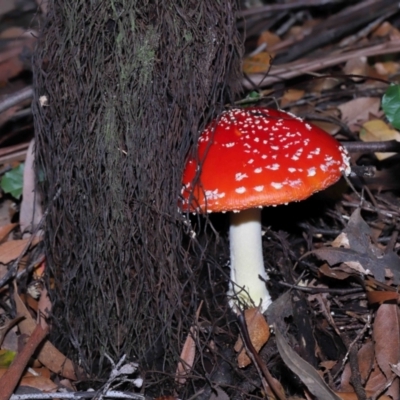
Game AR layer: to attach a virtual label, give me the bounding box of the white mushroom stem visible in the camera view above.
[229,208,272,312]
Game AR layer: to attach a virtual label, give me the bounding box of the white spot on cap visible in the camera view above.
[307,168,316,177]
[225,142,235,148]
[248,159,254,164]
[288,179,302,186]
[271,182,283,189]
[310,148,320,155]
[339,147,351,175]
[266,164,279,170]
[254,186,264,192]
[235,173,248,181]
[254,168,262,173]
[236,187,246,194]
[288,168,296,173]
[205,189,225,200]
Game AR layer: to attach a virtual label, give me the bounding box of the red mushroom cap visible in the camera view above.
[181,107,350,213]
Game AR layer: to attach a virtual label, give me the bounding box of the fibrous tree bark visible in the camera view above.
[32,0,242,389]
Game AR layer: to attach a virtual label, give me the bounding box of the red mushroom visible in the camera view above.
[181,107,350,311]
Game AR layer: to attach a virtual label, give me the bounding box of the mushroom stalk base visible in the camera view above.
[229,208,272,312]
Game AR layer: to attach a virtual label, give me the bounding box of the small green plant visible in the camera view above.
[1,163,24,199]
[382,84,400,129]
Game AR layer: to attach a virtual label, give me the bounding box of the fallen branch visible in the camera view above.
[9,391,145,400]
[0,323,49,400]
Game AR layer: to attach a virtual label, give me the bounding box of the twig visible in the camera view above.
[342,316,371,367]
[343,140,400,153]
[346,338,367,400]
[370,374,397,400]
[277,281,364,295]
[237,312,287,400]
[244,40,400,89]
[0,87,33,114]
[0,142,30,165]
[238,0,348,18]
[333,315,372,386]
[10,391,145,400]
[93,354,142,400]
[275,0,398,63]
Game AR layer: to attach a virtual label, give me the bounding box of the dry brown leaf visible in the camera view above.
[243,52,271,74]
[257,31,281,51]
[392,362,400,378]
[341,341,374,392]
[336,392,391,400]
[0,223,17,244]
[0,28,36,82]
[275,328,341,400]
[367,291,400,305]
[309,77,340,93]
[0,237,40,264]
[29,367,51,379]
[313,208,400,283]
[319,264,352,280]
[338,97,381,132]
[59,378,75,391]
[343,57,372,81]
[175,326,196,385]
[360,119,400,160]
[307,107,341,136]
[373,304,400,379]
[280,89,305,108]
[37,287,51,329]
[19,375,58,392]
[234,307,270,368]
[373,21,400,40]
[365,361,389,394]
[358,304,400,397]
[320,360,337,371]
[175,302,203,385]
[374,61,400,76]
[311,120,341,136]
[0,366,56,392]
[14,290,84,381]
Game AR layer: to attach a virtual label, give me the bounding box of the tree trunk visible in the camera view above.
[32,0,242,389]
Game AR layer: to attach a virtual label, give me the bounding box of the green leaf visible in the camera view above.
[382,84,400,129]
[0,349,16,367]
[248,91,260,99]
[1,163,24,199]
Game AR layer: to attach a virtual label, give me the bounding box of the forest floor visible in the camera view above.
[1,0,400,399]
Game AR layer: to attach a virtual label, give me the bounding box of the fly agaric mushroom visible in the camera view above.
[181,108,351,311]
